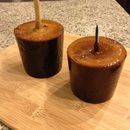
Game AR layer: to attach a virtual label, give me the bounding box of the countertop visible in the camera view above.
[0,0,130,129]
[0,0,130,51]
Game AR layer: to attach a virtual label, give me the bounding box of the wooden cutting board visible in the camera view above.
[0,33,130,130]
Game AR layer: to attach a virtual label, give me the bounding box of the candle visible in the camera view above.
[67,26,127,103]
[14,0,64,78]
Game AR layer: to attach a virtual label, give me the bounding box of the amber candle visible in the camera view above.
[14,0,64,78]
[67,27,127,103]
[14,20,64,78]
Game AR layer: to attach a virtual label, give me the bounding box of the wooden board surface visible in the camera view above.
[0,33,130,130]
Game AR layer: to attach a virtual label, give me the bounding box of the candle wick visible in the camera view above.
[34,0,42,29]
[94,25,99,52]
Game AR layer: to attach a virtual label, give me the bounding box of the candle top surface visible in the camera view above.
[14,20,64,42]
[67,36,127,68]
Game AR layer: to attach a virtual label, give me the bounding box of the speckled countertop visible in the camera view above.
[0,0,130,129]
[0,0,130,51]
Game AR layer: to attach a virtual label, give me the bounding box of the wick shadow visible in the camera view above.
[43,80,110,129]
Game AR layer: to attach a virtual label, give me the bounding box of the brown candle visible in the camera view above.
[67,34,127,103]
[14,20,64,78]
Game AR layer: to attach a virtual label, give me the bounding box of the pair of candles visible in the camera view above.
[14,0,127,103]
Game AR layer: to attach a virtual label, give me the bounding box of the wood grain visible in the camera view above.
[0,33,130,130]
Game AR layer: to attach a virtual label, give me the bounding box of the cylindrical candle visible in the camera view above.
[67,36,127,103]
[14,20,64,78]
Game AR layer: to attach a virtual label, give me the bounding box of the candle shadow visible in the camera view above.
[0,58,44,94]
[1,60,27,80]
[43,80,110,129]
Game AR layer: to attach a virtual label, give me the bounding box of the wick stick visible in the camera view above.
[94,25,99,52]
[34,0,42,29]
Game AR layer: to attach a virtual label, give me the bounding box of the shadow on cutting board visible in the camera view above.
[1,60,28,81]
[43,77,110,129]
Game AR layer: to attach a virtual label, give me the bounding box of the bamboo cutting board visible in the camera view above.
[0,33,130,130]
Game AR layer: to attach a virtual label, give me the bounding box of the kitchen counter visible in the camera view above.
[0,0,130,129]
[0,0,130,51]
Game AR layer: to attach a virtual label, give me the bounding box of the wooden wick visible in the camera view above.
[34,0,42,29]
[94,25,99,52]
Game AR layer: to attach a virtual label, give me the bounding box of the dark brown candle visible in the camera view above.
[67,36,127,103]
[14,20,64,78]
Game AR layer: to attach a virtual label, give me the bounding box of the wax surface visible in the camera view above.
[67,36,126,67]
[14,20,63,41]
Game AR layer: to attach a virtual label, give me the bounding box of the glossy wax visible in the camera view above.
[67,36,127,103]
[14,20,64,78]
